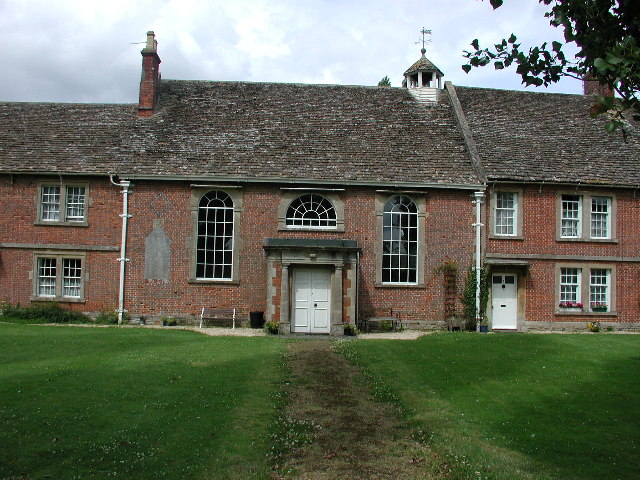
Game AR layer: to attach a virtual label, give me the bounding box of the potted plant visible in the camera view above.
[264,320,279,335]
[479,318,489,333]
[591,302,608,312]
[343,323,357,336]
[587,320,601,332]
[559,301,583,312]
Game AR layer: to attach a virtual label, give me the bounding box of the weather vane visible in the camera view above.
[416,27,432,54]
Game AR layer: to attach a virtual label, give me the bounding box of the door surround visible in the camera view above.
[263,238,360,335]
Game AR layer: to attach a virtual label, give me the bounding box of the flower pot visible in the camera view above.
[479,325,489,333]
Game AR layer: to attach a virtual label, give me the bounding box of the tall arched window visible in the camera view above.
[286,194,337,228]
[196,191,234,280]
[382,195,418,283]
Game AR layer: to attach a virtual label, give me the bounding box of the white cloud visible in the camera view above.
[0,0,583,102]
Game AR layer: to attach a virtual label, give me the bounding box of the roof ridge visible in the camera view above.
[445,82,486,184]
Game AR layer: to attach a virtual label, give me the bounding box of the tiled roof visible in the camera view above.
[455,86,640,186]
[403,55,444,76]
[0,81,481,187]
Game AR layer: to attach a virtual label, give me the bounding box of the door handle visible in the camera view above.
[501,304,506,308]
[314,303,318,307]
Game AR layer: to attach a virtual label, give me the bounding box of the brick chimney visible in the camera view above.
[583,73,614,97]
[138,31,161,117]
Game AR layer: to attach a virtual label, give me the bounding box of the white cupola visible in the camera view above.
[403,47,444,103]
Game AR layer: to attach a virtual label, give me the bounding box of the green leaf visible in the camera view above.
[462,64,472,74]
[508,34,517,44]
[604,121,618,133]
[495,61,504,70]
[489,0,503,9]
[593,58,609,74]
[552,41,562,52]
[599,96,616,109]
[471,39,479,50]
[605,54,623,65]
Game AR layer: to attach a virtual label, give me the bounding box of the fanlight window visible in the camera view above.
[286,194,337,228]
[382,195,418,284]
[196,191,234,280]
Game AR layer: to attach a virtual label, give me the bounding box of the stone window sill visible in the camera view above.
[188,278,240,285]
[31,296,86,304]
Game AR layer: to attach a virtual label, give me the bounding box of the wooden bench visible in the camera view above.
[362,316,401,333]
[199,307,236,329]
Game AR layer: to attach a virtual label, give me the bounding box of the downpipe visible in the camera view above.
[473,191,485,332]
[110,176,132,324]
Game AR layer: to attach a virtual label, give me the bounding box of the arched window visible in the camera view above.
[286,194,337,228]
[196,191,234,280]
[382,195,418,283]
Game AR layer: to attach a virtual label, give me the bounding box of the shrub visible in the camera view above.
[95,308,119,325]
[461,264,489,330]
[587,321,601,333]
[161,317,178,327]
[0,302,90,324]
[378,320,393,332]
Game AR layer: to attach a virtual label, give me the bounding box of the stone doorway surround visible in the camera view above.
[263,238,360,335]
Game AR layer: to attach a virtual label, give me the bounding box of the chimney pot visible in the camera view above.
[145,31,157,52]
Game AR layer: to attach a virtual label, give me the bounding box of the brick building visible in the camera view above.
[1,32,638,333]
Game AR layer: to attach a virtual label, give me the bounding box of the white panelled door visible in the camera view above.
[491,274,518,329]
[293,268,331,334]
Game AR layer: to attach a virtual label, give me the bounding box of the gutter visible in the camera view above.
[110,175,132,324]
[0,171,484,191]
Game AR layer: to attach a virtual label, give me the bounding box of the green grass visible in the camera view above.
[340,333,640,480]
[0,324,288,479]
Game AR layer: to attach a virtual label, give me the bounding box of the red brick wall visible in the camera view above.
[0,177,478,326]
[486,185,640,326]
[0,176,121,312]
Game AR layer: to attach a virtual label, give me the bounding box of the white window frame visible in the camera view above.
[37,182,89,225]
[590,197,611,239]
[381,195,419,285]
[285,193,337,229]
[557,192,615,241]
[556,263,616,314]
[33,253,86,302]
[189,187,242,284]
[494,191,518,236]
[589,269,610,312]
[277,191,345,232]
[560,195,581,238]
[559,267,582,307]
[195,190,234,281]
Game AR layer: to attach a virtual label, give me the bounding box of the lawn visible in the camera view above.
[0,324,287,479]
[340,333,640,480]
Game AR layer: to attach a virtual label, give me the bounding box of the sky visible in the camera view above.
[0,0,583,104]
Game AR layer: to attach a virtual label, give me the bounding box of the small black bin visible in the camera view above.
[250,311,265,329]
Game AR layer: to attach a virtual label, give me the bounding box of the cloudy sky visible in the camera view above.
[0,0,582,104]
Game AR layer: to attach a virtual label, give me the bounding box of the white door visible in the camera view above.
[292,268,331,334]
[491,274,518,329]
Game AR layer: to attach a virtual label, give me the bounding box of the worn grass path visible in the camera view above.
[273,340,445,480]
